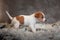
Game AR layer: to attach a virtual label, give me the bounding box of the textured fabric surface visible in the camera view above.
[0,22,60,40]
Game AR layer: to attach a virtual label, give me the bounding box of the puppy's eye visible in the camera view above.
[41,16,43,18]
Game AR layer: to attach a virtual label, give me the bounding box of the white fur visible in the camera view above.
[6,11,13,20]
[6,11,45,33]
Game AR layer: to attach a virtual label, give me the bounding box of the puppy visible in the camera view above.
[6,11,46,32]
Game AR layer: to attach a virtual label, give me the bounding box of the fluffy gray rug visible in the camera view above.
[0,21,60,40]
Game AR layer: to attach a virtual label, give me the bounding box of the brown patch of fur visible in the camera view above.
[35,11,43,18]
[16,16,24,24]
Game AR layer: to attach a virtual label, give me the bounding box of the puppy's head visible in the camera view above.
[34,11,46,22]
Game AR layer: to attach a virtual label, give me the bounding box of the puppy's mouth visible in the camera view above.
[38,18,46,22]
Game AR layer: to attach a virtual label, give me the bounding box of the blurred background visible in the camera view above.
[0,0,60,23]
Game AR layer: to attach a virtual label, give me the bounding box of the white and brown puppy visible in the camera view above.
[6,11,46,32]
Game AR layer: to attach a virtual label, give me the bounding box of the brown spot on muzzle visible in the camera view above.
[16,16,24,24]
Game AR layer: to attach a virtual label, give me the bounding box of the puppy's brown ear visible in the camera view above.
[34,11,43,18]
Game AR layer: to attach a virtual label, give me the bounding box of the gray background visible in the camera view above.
[0,0,60,23]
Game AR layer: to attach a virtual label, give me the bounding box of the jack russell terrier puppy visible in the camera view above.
[6,11,46,33]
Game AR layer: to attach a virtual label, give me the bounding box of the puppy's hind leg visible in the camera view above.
[13,22,20,29]
[11,20,20,29]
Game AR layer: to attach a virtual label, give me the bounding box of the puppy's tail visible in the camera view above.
[6,11,13,20]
